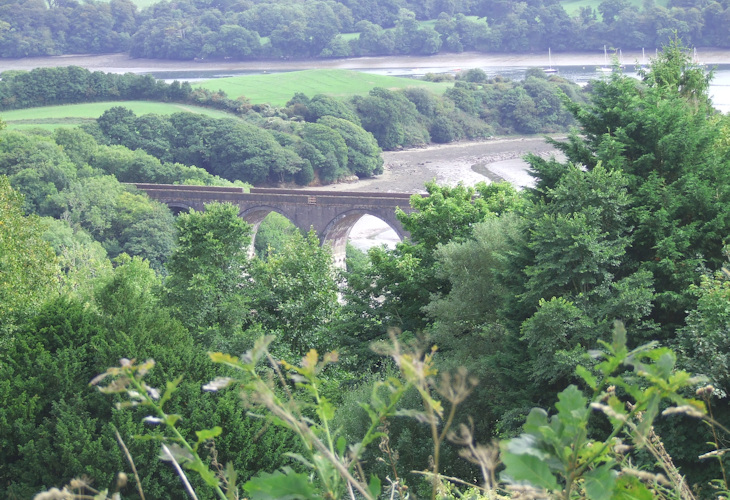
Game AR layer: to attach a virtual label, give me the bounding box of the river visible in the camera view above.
[140,55,730,114]
[4,51,728,112]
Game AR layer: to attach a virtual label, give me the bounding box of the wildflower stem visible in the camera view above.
[113,425,146,500]
[162,443,199,500]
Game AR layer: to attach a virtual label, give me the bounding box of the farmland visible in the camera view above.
[195,69,453,106]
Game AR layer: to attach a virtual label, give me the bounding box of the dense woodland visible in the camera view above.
[1,0,729,59]
[3,42,730,499]
[0,64,587,189]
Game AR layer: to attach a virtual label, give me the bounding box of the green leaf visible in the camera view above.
[555,384,589,423]
[160,376,183,407]
[654,351,676,379]
[93,489,109,500]
[187,459,220,487]
[244,468,320,500]
[611,321,627,355]
[612,475,654,500]
[196,426,223,442]
[576,365,598,390]
[636,392,660,438]
[209,352,241,368]
[584,464,617,500]
[368,475,381,499]
[506,434,547,459]
[359,431,386,449]
[163,414,181,427]
[501,441,558,491]
[336,436,347,457]
[358,402,379,424]
[194,426,223,452]
[524,408,549,435]
[225,462,238,500]
[317,398,335,422]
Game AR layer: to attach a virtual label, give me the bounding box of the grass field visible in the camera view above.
[1,101,239,130]
[560,0,668,15]
[0,71,453,129]
[97,0,158,8]
[195,69,453,107]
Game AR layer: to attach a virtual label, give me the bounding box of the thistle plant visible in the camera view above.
[500,322,708,500]
[90,332,490,500]
[90,358,232,500]
[205,334,419,500]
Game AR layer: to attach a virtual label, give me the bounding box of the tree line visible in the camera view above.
[0,65,588,154]
[3,41,730,498]
[1,0,730,59]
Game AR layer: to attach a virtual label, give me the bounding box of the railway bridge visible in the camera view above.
[133,184,419,267]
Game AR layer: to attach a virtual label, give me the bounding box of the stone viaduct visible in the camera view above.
[133,184,420,267]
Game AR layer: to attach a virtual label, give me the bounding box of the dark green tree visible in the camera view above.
[244,230,341,358]
[318,116,383,177]
[0,176,60,337]
[299,121,349,182]
[164,202,252,343]
[531,40,727,338]
[97,106,137,146]
[352,87,429,149]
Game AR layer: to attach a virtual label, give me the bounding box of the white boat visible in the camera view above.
[693,47,706,67]
[596,45,611,73]
[544,48,558,74]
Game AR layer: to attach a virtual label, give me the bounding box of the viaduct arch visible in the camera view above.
[133,184,419,267]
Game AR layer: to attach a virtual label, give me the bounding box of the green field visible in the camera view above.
[97,0,158,8]
[195,69,453,107]
[0,71,453,129]
[1,101,240,130]
[339,32,360,41]
[560,0,668,15]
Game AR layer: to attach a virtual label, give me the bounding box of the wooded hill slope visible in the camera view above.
[1,0,729,59]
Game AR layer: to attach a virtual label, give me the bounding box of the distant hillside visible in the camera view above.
[0,0,724,60]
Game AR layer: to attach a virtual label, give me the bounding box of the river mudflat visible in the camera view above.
[303,135,561,194]
[4,49,730,74]
[309,135,561,250]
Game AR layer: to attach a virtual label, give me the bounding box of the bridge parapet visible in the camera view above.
[132,183,418,268]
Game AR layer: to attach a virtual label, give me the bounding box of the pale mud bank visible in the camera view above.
[306,135,561,195]
[3,49,730,74]
[315,135,563,250]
